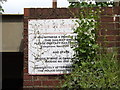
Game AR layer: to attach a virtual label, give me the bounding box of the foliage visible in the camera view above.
[62,50,120,89]
[61,1,120,89]
[71,8,100,66]
[67,0,115,8]
[0,0,7,13]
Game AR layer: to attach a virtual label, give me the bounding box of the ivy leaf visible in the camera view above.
[80,49,86,53]
[92,44,99,49]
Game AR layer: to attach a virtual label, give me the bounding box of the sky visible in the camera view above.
[2,0,69,14]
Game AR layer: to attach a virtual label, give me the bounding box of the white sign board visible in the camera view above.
[28,19,77,75]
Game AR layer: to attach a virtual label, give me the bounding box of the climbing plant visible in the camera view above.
[0,0,7,13]
[61,1,120,89]
[68,0,115,8]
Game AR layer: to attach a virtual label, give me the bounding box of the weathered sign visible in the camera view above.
[28,19,77,75]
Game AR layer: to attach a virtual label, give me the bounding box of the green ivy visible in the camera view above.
[71,8,100,66]
[0,0,7,13]
[67,0,115,8]
[62,50,120,89]
[61,1,120,89]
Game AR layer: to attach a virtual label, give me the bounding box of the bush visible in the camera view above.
[62,50,120,89]
[61,2,120,89]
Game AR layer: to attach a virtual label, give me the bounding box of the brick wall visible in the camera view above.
[23,7,120,89]
[98,7,120,59]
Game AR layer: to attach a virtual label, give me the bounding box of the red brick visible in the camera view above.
[23,87,33,89]
[115,17,119,22]
[33,86,60,89]
[24,42,28,47]
[24,8,30,17]
[24,36,28,40]
[100,29,106,35]
[33,81,42,86]
[57,76,64,79]
[48,76,58,79]
[106,42,116,47]
[118,48,120,53]
[24,81,33,86]
[101,17,119,22]
[118,23,120,29]
[97,36,105,41]
[69,8,80,16]
[100,41,116,47]
[105,7,113,15]
[24,24,28,30]
[33,76,48,81]
[113,7,119,14]
[106,36,116,41]
[23,51,28,56]
[29,8,36,18]
[42,81,60,86]
[100,23,115,30]
[24,30,28,35]
[116,36,120,40]
[24,68,28,73]
[24,60,28,67]
[101,29,120,35]
[116,42,120,47]
[106,30,120,35]
[101,17,114,22]
[24,18,28,23]
[33,76,38,80]
[24,75,32,80]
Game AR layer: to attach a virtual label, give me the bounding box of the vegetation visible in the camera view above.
[67,0,118,8]
[61,1,120,89]
[62,49,120,89]
[0,0,7,13]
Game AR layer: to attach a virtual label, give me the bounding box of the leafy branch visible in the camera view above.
[61,1,120,89]
[0,0,7,13]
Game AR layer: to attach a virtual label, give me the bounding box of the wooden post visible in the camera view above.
[52,0,57,8]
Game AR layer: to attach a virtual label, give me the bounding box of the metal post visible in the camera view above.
[52,0,57,8]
